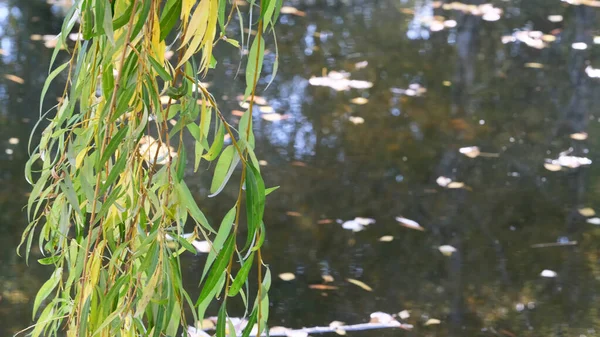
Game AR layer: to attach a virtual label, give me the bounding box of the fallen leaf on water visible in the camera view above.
[540,269,557,278]
[329,321,345,328]
[398,310,410,319]
[572,42,588,50]
[570,132,588,140]
[436,176,452,187]
[395,216,425,231]
[355,60,368,69]
[258,160,268,166]
[544,163,562,171]
[261,113,288,122]
[442,80,452,86]
[447,182,465,189]
[524,62,544,69]
[286,211,302,217]
[370,312,395,324]
[438,245,457,256]
[424,318,441,326]
[348,116,365,125]
[350,97,369,105]
[309,284,338,290]
[459,146,480,158]
[379,235,394,242]
[309,71,373,91]
[346,278,373,291]
[8,137,19,145]
[280,6,306,17]
[231,109,245,117]
[279,273,296,281]
[341,217,375,232]
[4,74,24,84]
[236,94,268,105]
[548,15,563,22]
[578,208,595,217]
[587,217,600,225]
[259,105,275,113]
[318,219,333,225]
[322,275,334,283]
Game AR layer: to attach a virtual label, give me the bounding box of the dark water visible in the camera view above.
[2,0,600,336]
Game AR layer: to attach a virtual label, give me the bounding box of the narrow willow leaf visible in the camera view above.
[197,234,235,305]
[103,2,115,45]
[217,0,226,33]
[59,176,82,219]
[176,181,215,233]
[244,164,265,249]
[228,252,254,297]
[37,255,61,265]
[33,267,62,319]
[112,0,134,30]
[210,145,235,195]
[176,144,186,182]
[40,63,69,115]
[202,207,235,280]
[216,300,227,337]
[265,186,279,196]
[100,154,128,195]
[244,36,265,97]
[148,55,173,82]
[98,125,128,169]
[202,122,224,161]
[134,267,161,318]
[160,0,181,41]
[174,233,197,255]
[130,0,152,40]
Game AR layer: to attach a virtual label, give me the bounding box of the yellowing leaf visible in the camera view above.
[578,208,595,217]
[5,74,24,84]
[424,318,441,326]
[544,163,562,171]
[346,278,372,291]
[379,235,394,242]
[459,146,480,158]
[439,245,457,256]
[350,97,369,105]
[570,132,588,140]
[278,272,296,281]
[322,275,334,283]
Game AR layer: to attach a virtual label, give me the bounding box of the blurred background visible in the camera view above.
[2,0,600,336]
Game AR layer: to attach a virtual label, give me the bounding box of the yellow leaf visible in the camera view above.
[181,0,210,47]
[278,272,296,281]
[134,265,161,318]
[579,207,595,217]
[346,278,372,291]
[424,318,441,326]
[181,0,195,28]
[151,10,165,65]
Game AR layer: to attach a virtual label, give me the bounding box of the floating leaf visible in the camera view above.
[540,269,557,278]
[346,278,372,292]
[424,318,441,326]
[379,235,394,242]
[459,146,480,158]
[5,74,25,84]
[322,275,334,283]
[278,273,296,281]
[438,245,457,256]
[350,97,369,105]
[570,132,588,140]
[578,208,595,217]
[309,284,338,290]
[395,217,424,231]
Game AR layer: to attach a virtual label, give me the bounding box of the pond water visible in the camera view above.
[2,0,600,336]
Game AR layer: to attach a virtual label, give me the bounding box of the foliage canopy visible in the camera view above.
[20,0,280,336]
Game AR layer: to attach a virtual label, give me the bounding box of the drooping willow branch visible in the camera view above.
[20,0,283,336]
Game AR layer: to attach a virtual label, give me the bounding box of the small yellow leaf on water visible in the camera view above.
[424,318,441,326]
[259,105,275,113]
[548,15,563,22]
[447,182,465,189]
[350,97,369,105]
[544,163,562,172]
[279,273,296,281]
[322,274,334,283]
[379,235,394,242]
[4,74,24,84]
[578,208,595,217]
[570,132,588,140]
[459,146,480,158]
[348,116,365,125]
[396,216,425,231]
[524,62,544,69]
[398,310,410,319]
[443,80,452,86]
[8,137,19,145]
[438,245,457,256]
[346,278,373,291]
[280,6,306,17]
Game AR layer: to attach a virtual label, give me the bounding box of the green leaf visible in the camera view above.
[103,1,115,45]
[37,255,61,266]
[216,300,227,337]
[244,163,265,250]
[244,34,265,97]
[148,55,173,82]
[176,181,215,233]
[202,207,235,280]
[202,121,224,161]
[40,63,69,116]
[228,252,254,297]
[196,234,235,306]
[98,125,128,169]
[173,233,197,255]
[159,0,181,41]
[210,145,235,195]
[217,0,226,34]
[265,186,279,196]
[130,0,151,40]
[33,267,62,319]
[176,144,186,182]
[112,0,134,30]
[99,153,128,195]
